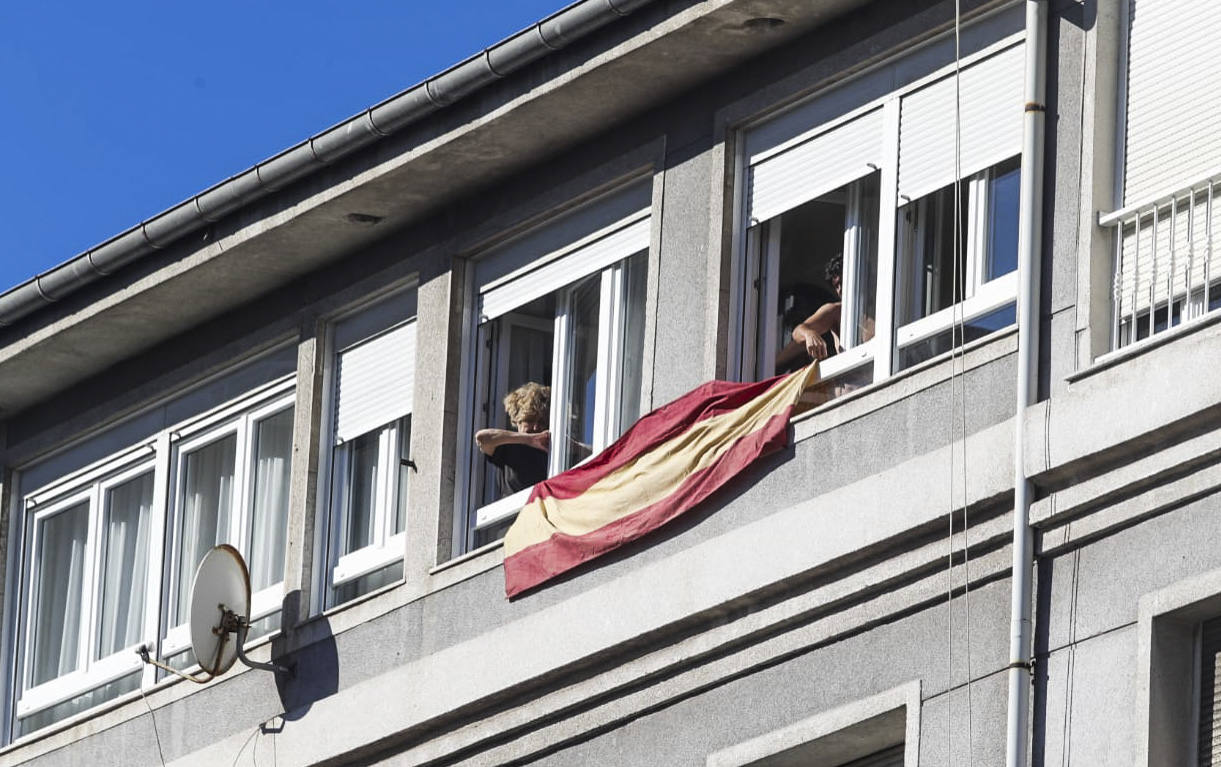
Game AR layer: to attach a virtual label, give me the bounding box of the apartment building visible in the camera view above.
[1,0,1218,764]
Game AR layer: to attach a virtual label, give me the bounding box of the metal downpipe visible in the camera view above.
[1006,1,1047,766]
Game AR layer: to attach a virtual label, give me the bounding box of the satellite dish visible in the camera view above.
[136,544,291,682]
[190,544,249,676]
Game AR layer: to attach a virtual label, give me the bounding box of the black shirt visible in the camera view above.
[487,443,548,495]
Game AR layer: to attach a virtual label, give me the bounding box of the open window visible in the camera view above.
[894,156,1019,370]
[737,34,1024,395]
[319,290,416,609]
[460,185,650,552]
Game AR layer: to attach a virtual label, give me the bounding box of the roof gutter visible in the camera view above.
[0,0,654,328]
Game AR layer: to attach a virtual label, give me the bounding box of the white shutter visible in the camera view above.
[748,108,884,222]
[333,320,415,443]
[897,42,1023,203]
[1124,0,1221,205]
[479,214,649,321]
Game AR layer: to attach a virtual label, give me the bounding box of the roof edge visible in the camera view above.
[0,0,656,328]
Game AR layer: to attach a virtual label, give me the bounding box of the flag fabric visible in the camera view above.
[503,362,820,598]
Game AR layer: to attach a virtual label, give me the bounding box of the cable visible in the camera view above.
[944,0,976,761]
[138,686,168,767]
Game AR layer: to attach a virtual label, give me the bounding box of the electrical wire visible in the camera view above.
[138,686,168,767]
[945,0,976,761]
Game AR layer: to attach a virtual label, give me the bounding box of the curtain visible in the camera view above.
[30,502,88,686]
[97,472,154,659]
[249,408,293,592]
[175,435,236,622]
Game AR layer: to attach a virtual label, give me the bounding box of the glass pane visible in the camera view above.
[850,175,881,346]
[564,276,601,470]
[30,502,89,686]
[96,473,153,659]
[899,179,968,324]
[395,416,411,535]
[986,159,1021,281]
[249,407,294,592]
[332,560,403,605]
[342,428,381,555]
[617,252,648,435]
[763,173,880,378]
[804,362,874,410]
[897,304,1016,371]
[175,434,237,623]
[16,669,140,736]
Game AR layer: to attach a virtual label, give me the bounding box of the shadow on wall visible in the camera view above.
[273,590,340,722]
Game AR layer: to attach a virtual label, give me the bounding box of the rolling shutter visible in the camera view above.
[1199,616,1221,766]
[1124,0,1221,206]
[1117,0,1221,320]
[478,213,649,321]
[897,42,1024,203]
[748,107,885,223]
[333,320,415,443]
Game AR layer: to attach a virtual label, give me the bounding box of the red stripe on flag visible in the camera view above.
[504,408,794,599]
[528,373,795,504]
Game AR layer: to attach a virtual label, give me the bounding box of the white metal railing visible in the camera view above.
[1100,169,1220,349]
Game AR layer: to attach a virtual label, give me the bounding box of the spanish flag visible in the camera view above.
[503,362,820,598]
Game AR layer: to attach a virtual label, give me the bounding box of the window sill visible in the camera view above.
[427,539,506,593]
[1067,308,1221,384]
[792,326,1018,445]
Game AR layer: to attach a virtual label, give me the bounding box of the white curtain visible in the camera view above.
[175,435,236,621]
[31,502,88,686]
[97,473,154,658]
[249,408,293,592]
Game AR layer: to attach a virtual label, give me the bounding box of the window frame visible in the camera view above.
[6,375,295,738]
[160,389,296,662]
[314,288,418,612]
[455,201,651,554]
[731,33,1025,390]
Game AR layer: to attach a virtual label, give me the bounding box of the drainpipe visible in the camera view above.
[1006,2,1047,766]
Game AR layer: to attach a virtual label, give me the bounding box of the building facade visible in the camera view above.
[1,0,1219,764]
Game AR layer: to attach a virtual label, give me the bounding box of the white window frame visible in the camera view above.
[894,163,1020,356]
[469,254,646,538]
[733,34,1024,387]
[7,375,295,737]
[326,416,409,590]
[457,203,650,551]
[161,388,296,660]
[315,289,418,612]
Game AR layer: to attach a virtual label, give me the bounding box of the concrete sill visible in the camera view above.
[1068,309,1221,384]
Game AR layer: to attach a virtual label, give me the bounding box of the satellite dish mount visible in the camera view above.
[137,544,292,683]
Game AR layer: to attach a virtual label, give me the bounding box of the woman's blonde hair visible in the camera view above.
[503,382,550,424]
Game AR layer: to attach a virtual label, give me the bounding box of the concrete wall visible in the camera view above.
[5,0,1221,765]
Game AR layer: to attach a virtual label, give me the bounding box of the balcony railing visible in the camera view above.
[1100,171,1221,349]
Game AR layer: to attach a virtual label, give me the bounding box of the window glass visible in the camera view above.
[564,275,601,471]
[618,253,648,434]
[175,434,237,622]
[96,472,153,659]
[897,304,1017,369]
[343,429,381,556]
[248,408,293,593]
[30,502,89,687]
[899,180,968,325]
[986,158,1021,280]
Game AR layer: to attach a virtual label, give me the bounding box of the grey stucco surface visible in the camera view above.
[8,1,1221,765]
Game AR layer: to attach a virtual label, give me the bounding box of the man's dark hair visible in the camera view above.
[824,254,843,285]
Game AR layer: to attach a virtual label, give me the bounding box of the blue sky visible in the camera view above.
[0,0,564,293]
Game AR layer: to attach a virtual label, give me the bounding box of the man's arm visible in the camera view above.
[791,301,842,360]
[474,428,550,456]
